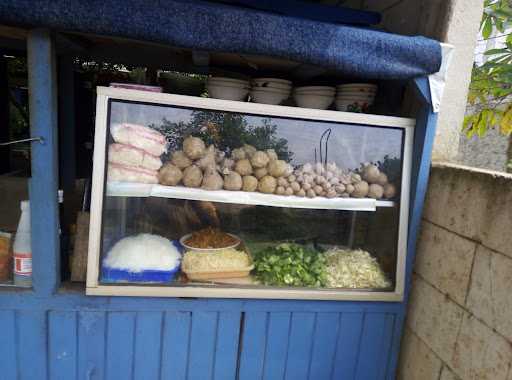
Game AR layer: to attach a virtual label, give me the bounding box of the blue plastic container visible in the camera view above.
[101,265,180,284]
[101,239,182,284]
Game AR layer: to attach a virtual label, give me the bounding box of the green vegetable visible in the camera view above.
[253,243,327,287]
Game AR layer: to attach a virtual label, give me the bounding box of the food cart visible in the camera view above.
[0,1,451,379]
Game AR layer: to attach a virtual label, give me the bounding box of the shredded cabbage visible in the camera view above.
[182,249,251,271]
[324,248,391,289]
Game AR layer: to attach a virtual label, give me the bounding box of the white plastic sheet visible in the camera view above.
[428,43,455,113]
[106,182,388,211]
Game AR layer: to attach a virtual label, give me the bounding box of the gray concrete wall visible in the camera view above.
[457,128,510,172]
[398,162,512,380]
[429,0,484,162]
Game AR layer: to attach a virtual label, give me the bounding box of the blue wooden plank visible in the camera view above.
[77,311,106,380]
[355,313,388,380]
[238,312,268,380]
[27,29,60,295]
[0,290,404,314]
[377,314,396,380]
[160,311,191,380]
[407,78,439,297]
[213,311,241,380]
[331,313,364,379]
[308,313,340,380]
[105,312,136,380]
[48,311,77,380]
[386,313,405,380]
[17,310,48,380]
[188,311,218,380]
[133,312,163,380]
[284,312,316,380]
[262,312,291,380]
[0,310,17,380]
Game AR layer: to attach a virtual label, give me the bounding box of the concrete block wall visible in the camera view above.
[398,162,512,380]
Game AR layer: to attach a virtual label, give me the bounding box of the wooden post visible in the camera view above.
[27,29,60,295]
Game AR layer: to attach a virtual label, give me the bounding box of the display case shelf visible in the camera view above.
[106,181,396,211]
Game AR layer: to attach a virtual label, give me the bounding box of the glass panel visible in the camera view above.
[99,99,405,292]
[0,54,31,288]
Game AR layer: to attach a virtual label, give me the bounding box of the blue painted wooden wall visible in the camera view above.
[0,299,404,380]
[0,29,438,380]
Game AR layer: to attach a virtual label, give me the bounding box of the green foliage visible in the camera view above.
[465,0,512,138]
[375,155,401,184]
[151,111,293,161]
[253,243,327,287]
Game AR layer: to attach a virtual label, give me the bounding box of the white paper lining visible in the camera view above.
[106,182,396,211]
[428,43,455,113]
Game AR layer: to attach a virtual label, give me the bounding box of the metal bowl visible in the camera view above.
[179,232,241,253]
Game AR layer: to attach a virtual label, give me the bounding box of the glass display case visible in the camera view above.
[86,87,413,300]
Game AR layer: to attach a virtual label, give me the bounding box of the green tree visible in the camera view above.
[464,0,512,171]
[152,111,293,162]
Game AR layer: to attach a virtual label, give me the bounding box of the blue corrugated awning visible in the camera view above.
[0,0,442,80]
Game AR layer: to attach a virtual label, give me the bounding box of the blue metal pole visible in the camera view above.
[27,29,60,295]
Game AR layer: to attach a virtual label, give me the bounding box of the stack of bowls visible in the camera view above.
[293,86,335,110]
[250,78,292,105]
[335,83,377,112]
[206,77,250,101]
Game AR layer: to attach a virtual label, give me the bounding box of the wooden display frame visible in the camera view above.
[86,86,414,301]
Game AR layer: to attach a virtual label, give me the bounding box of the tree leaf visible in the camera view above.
[494,8,512,19]
[482,16,493,39]
[484,48,509,56]
[467,91,477,105]
[463,114,475,131]
[496,19,505,32]
[500,105,512,134]
[477,110,489,137]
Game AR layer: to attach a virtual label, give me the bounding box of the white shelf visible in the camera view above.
[106,182,395,211]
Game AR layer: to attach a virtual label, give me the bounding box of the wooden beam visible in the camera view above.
[27,28,60,295]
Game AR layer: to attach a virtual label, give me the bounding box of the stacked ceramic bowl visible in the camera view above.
[293,86,335,110]
[335,83,377,112]
[206,77,250,101]
[250,78,292,105]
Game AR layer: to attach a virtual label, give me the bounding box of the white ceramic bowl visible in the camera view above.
[295,86,336,94]
[252,86,290,94]
[253,77,292,86]
[336,94,375,101]
[252,78,292,90]
[295,89,337,96]
[294,93,334,109]
[207,84,249,101]
[335,99,371,112]
[337,90,377,96]
[180,233,241,253]
[336,99,374,105]
[208,77,249,86]
[250,88,290,104]
[337,84,377,93]
[252,81,292,91]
